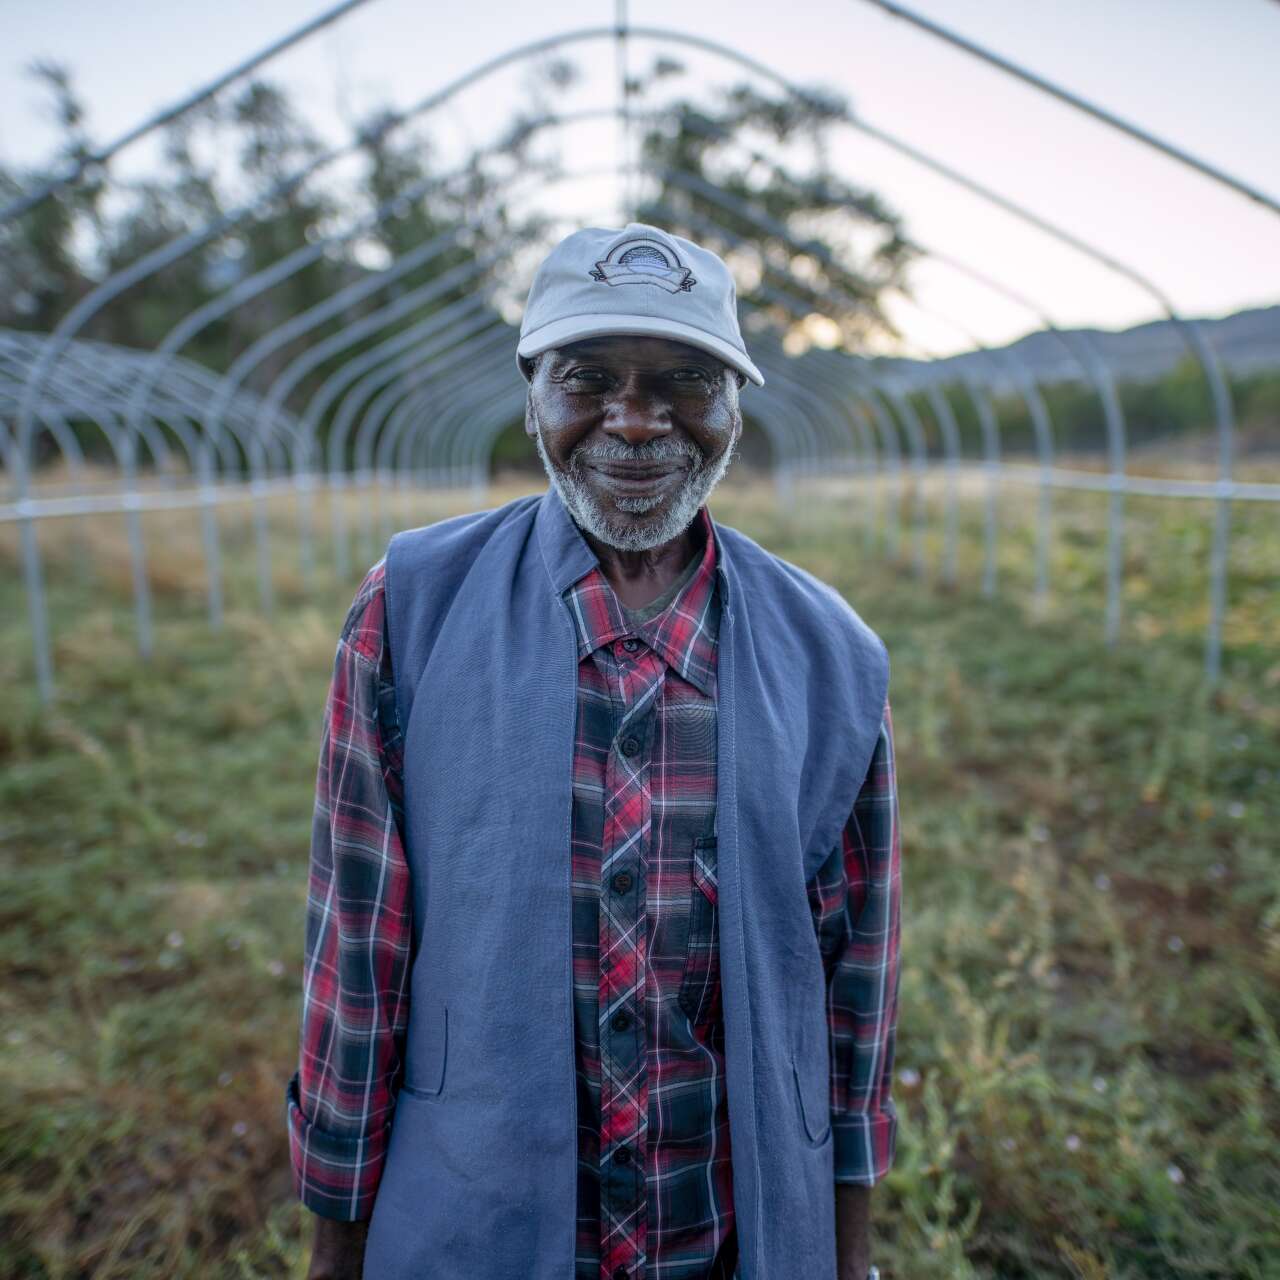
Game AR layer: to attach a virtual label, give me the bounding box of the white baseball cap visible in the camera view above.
[516,222,765,387]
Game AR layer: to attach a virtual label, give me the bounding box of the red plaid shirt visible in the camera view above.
[288,504,901,1280]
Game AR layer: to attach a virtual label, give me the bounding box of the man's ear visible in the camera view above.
[522,354,538,437]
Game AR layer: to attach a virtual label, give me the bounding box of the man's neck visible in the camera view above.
[581,518,704,610]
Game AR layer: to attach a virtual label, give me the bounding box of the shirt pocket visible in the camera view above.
[677,837,721,1025]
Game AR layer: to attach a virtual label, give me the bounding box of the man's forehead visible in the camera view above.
[547,336,726,369]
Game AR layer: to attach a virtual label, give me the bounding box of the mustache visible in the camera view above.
[571,436,702,467]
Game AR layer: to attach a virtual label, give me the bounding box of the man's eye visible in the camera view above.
[672,368,709,382]
[566,368,607,383]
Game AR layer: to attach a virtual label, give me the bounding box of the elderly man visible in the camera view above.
[287,224,901,1280]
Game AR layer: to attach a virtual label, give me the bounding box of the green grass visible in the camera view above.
[2,474,1277,1278]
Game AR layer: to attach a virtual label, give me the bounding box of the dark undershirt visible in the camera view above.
[618,544,704,628]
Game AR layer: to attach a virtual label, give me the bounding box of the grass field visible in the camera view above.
[2,473,1278,1278]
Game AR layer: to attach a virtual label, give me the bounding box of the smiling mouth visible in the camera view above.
[584,459,690,485]
[589,459,684,476]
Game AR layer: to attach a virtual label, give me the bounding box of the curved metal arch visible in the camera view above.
[851,384,905,558]
[370,342,524,554]
[876,346,1005,593]
[205,233,467,476]
[28,19,1227,480]
[13,25,659,493]
[873,378,932,577]
[31,343,181,481]
[844,113,1236,486]
[410,309,842,506]
[879,290,1059,608]
[377,329,518,482]
[0,337,169,481]
[126,107,615,482]
[324,314,508,572]
[460,360,819,504]
[24,411,96,579]
[52,351,264,633]
[261,253,507,587]
[1,329,292,482]
[805,353,884,550]
[11,21,1255,697]
[3,328,307,674]
[635,109,1088,581]
[368,294,808,504]
[450,344,832,505]
[349,185,810,497]
[327,306,502,480]
[892,243,1124,617]
[875,310,1009,598]
[205,232,472,611]
[849,0,1280,216]
[121,155,504,454]
[652,169,1055,593]
[355,326,518,558]
[619,41,1239,606]
[654,24,1236,479]
[320,305,500,577]
[0,0,377,224]
[645,205,863,471]
[28,395,158,651]
[351,178,879,513]
[354,323,513,480]
[433,348,818,525]
[229,160,645,595]
[613,187,900,479]
[625,171,1032,556]
[913,375,964,585]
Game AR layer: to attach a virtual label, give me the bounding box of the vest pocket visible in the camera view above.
[401,1002,448,1099]
[677,837,720,1025]
[791,1051,832,1146]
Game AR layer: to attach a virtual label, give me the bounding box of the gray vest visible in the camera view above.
[365,485,888,1279]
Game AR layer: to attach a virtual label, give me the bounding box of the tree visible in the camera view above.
[0,62,102,333]
[632,70,913,352]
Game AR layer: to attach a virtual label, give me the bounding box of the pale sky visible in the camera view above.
[2,0,1278,356]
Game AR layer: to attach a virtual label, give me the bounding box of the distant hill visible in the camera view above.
[874,305,1279,390]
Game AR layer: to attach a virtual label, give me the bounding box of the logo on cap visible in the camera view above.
[589,236,697,293]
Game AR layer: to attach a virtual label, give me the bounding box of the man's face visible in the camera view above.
[525,335,744,552]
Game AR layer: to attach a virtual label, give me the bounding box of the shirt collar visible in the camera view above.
[555,497,720,698]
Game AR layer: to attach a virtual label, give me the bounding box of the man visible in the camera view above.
[287,223,901,1280]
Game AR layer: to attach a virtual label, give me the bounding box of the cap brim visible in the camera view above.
[517,313,764,387]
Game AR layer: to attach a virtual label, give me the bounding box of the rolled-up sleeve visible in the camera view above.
[809,702,902,1185]
[286,561,413,1221]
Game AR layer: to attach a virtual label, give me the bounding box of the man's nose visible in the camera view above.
[603,380,671,446]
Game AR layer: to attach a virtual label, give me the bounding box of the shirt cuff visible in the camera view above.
[831,1102,898,1186]
[286,1073,392,1221]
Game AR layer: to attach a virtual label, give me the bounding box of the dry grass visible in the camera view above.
[2,474,1277,1278]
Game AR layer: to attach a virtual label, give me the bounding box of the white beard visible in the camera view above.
[531,409,738,552]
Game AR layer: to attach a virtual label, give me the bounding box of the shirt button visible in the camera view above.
[611,870,633,894]
[611,1009,631,1032]
[621,736,641,757]
[622,637,640,652]
[615,1145,632,1167]
[613,1268,630,1280]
